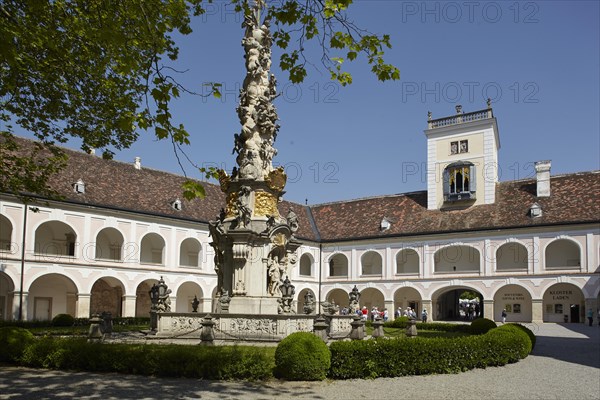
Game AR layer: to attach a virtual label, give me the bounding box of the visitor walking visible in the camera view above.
[587,309,594,326]
[501,309,507,323]
[421,308,428,323]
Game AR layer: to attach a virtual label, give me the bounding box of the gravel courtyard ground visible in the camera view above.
[0,322,598,400]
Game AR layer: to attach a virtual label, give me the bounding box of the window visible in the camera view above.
[443,162,476,202]
[450,140,468,155]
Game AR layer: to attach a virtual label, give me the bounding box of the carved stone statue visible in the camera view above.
[267,258,282,296]
[149,276,171,313]
[286,208,299,233]
[303,291,315,315]
[348,285,361,314]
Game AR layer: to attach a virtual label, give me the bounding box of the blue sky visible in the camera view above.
[14,1,600,205]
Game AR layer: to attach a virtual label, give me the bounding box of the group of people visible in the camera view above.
[335,304,430,323]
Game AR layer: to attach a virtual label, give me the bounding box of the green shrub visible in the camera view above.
[0,326,35,362]
[492,324,533,358]
[329,325,532,380]
[387,316,409,328]
[507,323,536,350]
[51,314,75,327]
[274,332,330,381]
[470,317,497,334]
[19,337,274,380]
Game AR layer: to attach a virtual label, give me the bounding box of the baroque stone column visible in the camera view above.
[208,0,301,315]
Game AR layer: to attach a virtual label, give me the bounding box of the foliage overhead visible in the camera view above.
[0,0,398,198]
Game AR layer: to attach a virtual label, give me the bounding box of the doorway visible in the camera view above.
[570,304,580,323]
[34,297,52,321]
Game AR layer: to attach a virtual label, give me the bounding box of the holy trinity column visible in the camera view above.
[208,0,301,315]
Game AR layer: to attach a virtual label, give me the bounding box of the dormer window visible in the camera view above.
[73,179,85,194]
[380,217,392,231]
[530,203,542,218]
[443,161,476,202]
[171,199,182,211]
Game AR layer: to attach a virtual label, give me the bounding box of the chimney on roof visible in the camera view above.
[134,156,141,170]
[535,160,551,197]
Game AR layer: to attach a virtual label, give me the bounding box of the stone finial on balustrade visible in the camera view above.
[372,315,385,338]
[313,314,329,342]
[88,314,104,342]
[200,314,216,345]
[349,314,365,340]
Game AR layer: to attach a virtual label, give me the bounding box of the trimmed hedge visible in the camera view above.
[0,326,35,362]
[52,314,75,327]
[508,323,536,350]
[328,325,533,379]
[15,337,274,380]
[385,319,472,333]
[274,332,330,381]
[470,318,497,334]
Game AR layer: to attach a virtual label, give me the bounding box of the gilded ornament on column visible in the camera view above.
[254,191,279,217]
[266,167,287,192]
[218,170,231,193]
[226,192,238,218]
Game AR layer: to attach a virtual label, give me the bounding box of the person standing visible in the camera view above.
[501,309,507,323]
[587,309,594,326]
[421,308,428,323]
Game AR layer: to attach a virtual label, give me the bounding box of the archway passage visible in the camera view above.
[543,283,585,323]
[433,287,484,321]
[296,288,316,314]
[326,288,349,310]
[28,273,78,320]
[90,277,125,317]
[0,272,15,320]
[135,279,158,317]
[175,281,203,313]
[393,287,423,317]
[360,288,385,316]
[493,284,532,322]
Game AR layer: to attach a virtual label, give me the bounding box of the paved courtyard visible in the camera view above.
[0,323,598,400]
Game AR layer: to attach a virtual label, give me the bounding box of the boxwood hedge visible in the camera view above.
[1,323,534,381]
[328,324,534,379]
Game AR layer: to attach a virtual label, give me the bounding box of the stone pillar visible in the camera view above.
[88,314,104,342]
[406,319,418,338]
[349,315,365,340]
[584,298,598,326]
[122,295,137,317]
[313,315,329,342]
[422,299,432,322]
[483,299,494,321]
[77,293,91,318]
[202,297,212,314]
[12,291,29,320]
[384,300,394,320]
[532,299,543,323]
[200,314,216,345]
[372,317,384,338]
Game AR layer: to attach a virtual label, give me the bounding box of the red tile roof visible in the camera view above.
[4,137,599,242]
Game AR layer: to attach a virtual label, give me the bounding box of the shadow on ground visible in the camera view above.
[0,365,322,400]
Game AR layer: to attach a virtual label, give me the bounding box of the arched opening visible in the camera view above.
[0,214,13,252]
[90,277,125,317]
[34,221,77,257]
[28,273,78,320]
[543,283,585,323]
[545,239,581,269]
[0,272,15,320]
[393,287,423,316]
[396,249,419,274]
[135,279,158,317]
[361,251,382,276]
[496,242,528,271]
[95,228,124,261]
[359,288,385,315]
[296,288,316,314]
[140,233,165,265]
[179,238,201,267]
[325,288,349,310]
[432,286,484,321]
[434,245,480,273]
[299,253,313,277]
[175,281,203,313]
[493,284,532,322]
[328,254,348,278]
